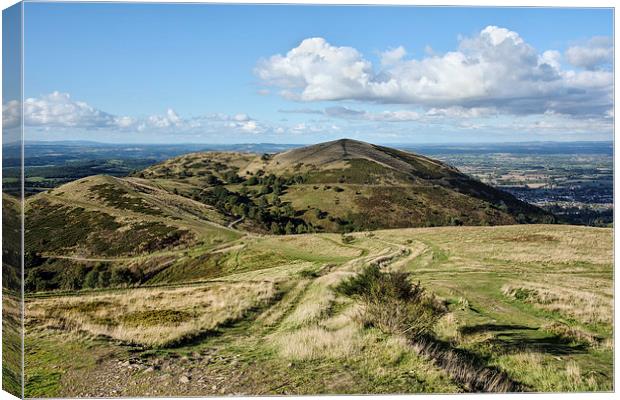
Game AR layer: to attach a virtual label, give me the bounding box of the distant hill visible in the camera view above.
[139,138,554,232]
[23,138,556,292]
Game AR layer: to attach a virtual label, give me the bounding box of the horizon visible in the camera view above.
[13,138,616,146]
[3,4,614,144]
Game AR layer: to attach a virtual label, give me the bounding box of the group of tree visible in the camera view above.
[25,263,142,292]
[193,185,315,235]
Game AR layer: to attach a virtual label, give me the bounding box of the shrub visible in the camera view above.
[337,265,445,339]
[341,234,355,244]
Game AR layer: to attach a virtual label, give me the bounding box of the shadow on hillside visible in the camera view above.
[460,323,537,335]
[460,323,589,356]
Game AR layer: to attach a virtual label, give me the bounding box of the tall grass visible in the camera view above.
[26,281,277,347]
[501,283,611,324]
[337,265,524,392]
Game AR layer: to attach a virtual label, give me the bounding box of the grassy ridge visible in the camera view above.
[24,225,612,396]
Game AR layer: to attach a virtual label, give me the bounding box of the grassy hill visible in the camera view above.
[24,224,612,395]
[23,139,558,292]
[24,175,241,292]
[137,139,554,233]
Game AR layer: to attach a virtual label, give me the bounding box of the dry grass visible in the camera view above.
[542,322,601,346]
[378,225,612,266]
[494,352,605,392]
[26,282,277,347]
[501,282,611,324]
[434,313,462,343]
[274,324,362,361]
[280,275,339,328]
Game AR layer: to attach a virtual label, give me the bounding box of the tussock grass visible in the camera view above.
[493,352,607,392]
[542,322,601,347]
[501,283,611,324]
[275,325,361,361]
[26,282,277,347]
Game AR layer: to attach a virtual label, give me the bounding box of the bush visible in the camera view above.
[341,234,355,244]
[337,265,445,339]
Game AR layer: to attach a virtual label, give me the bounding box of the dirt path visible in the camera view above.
[227,216,245,228]
[51,240,413,397]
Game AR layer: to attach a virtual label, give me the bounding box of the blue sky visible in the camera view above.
[5,3,614,144]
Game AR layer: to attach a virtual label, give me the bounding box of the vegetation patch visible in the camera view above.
[89,183,164,216]
[119,309,194,327]
[501,283,611,324]
[25,199,121,259]
[27,281,278,348]
[337,265,446,339]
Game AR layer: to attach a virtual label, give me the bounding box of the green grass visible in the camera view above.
[120,309,194,327]
[381,225,613,392]
[25,333,125,398]
[23,225,613,395]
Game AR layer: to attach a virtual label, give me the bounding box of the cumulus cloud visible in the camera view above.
[255,27,613,118]
[2,99,21,129]
[566,36,613,70]
[21,92,123,128]
[8,92,269,136]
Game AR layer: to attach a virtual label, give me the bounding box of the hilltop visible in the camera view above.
[23,139,554,290]
[140,138,554,232]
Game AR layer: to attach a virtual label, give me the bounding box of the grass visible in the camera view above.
[26,281,279,348]
[377,224,613,392]
[2,291,22,397]
[501,282,612,325]
[24,224,613,395]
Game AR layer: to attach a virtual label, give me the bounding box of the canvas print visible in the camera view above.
[2,2,614,397]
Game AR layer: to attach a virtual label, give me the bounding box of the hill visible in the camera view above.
[25,224,613,395]
[139,138,554,232]
[23,139,554,291]
[24,175,241,291]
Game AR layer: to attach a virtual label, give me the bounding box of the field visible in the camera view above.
[24,224,613,396]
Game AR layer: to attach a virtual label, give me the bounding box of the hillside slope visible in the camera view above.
[140,139,554,232]
[24,175,241,291]
[23,139,555,291]
[25,224,612,395]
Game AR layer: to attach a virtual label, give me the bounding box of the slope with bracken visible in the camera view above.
[24,175,241,291]
[139,139,554,233]
[24,139,554,291]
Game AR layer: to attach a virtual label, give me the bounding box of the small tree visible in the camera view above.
[83,269,99,289]
[270,222,282,235]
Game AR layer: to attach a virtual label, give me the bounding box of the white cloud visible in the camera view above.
[22,91,122,128]
[10,92,270,136]
[325,106,421,122]
[281,105,494,122]
[255,28,612,118]
[425,106,496,119]
[2,99,20,129]
[381,46,407,66]
[144,108,184,129]
[565,36,613,70]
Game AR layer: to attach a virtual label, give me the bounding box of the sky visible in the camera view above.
[2,3,614,144]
